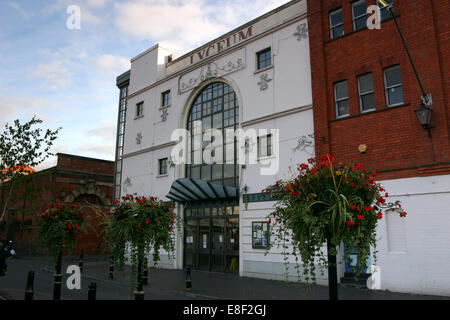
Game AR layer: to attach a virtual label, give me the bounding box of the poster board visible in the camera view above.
[252,221,270,249]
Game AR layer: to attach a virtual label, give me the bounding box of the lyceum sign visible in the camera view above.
[189,26,253,65]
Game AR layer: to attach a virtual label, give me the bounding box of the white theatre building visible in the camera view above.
[113,0,450,296]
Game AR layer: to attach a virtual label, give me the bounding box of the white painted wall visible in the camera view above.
[374,174,450,296]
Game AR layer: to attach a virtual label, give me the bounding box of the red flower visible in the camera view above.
[354,163,362,169]
[346,221,355,226]
[307,158,314,164]
[138,225,142,229]
[114,200,119,205]
[385,193,389,197]
[400,211,407,218]
[300,163,308,170]
[311,168,318,173]
[357,214,363,220]
[145,219,149,225]
[364,206,373,212]
[169,227,173,232]
[290,191,299,197]
[372,172,378,177]
[377,212,383,219]
[268,218,271,224]
[286,185,290,190]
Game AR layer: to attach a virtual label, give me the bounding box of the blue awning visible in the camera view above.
[166,178,239,205]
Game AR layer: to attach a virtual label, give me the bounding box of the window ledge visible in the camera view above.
[330,102,411,123]
[156,174,169,178]
[254,65,273,75]
[134,115,144,120]
[159,105,171,110]
[258,155,276,162]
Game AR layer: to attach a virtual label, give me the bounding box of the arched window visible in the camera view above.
[186,82,239,187]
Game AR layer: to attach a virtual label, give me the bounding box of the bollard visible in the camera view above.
[134,257,145,300]
[24,271,35,301]
[186,267,192,289]
[108,256,114,280]
[53,249,63,300]
[142,258,148,286]
[88,282,97,300]
[79,249,84,273]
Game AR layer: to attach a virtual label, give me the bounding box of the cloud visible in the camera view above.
[0,95,68,125]
[78,144,115,156]
[114,0,291,55]
[8,1,33,19]
[93,54,131,76]
[85,120,116,141]
[32,60,74,90]
[86,0,111,8]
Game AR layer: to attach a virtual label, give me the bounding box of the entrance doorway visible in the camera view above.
[184,206,239,273]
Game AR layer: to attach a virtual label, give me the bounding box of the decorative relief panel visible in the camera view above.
[160,108,169,122]
[136,132,143,145]
[178,48,246,94]
[257,74,272,91]
[292,133,315,155]
[293,23,308,41]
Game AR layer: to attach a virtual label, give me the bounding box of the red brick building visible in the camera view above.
[1,153,114,255]
[307,0,449,179]
[306,0,450,295]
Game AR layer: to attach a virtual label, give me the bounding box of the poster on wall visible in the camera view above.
[252,222,270,249]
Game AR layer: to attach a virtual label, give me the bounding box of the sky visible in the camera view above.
[0,0,291,171]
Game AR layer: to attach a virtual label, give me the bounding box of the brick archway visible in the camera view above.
[64,185,111,206]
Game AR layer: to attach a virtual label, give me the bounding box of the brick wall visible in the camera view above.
[1,154,114,255]
[57,153,115,176]
[307,0,450,180]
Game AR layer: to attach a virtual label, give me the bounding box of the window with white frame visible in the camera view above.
[384,65,404,106]
[352,0,367,31]
[159,158,168,175]
[358,73,375,112]
[136,101,144,118]
[334,80,349,118]
[329,8,344,39]
[258,134,272,158]
[162,90,171,107]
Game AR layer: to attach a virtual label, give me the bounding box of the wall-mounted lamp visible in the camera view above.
[414,102,434,138]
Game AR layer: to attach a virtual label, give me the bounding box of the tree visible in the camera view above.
[0,116,61,223]
[264,154,407,300]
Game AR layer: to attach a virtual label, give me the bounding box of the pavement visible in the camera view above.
[1,254,449,301]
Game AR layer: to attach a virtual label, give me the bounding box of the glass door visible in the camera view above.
[226,216,239,272]
[184,219,197,268]
[211,217,225,272]
[198,218,210,271]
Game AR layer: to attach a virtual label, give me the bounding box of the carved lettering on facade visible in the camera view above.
[189,26,253,65]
